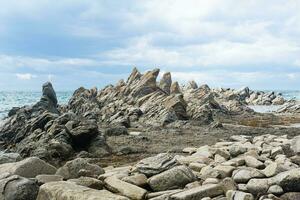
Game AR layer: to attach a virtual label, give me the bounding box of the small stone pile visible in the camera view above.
[0,134,299,199]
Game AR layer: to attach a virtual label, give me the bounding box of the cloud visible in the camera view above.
[16,73,36,80]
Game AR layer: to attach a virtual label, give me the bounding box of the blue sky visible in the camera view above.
[0,0,300,91]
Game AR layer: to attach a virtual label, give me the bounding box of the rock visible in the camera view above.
[67,119,99,146]
[220,177,237,193]
[36,174,64,185]
[213,165,235,178]
[0,157,57,178]
[232,168,265,183]
[131,68,160,97]
[56,158,104,179]
[244,156,265,169]
[0,152,21,164]
[122,173,148,187]
[37,181,129,200]
[280,192,300,200]
[229,145,247,157]
[263,162,286,177]
[147,189,183,199]
[170,184,223,200]
[246,178,269,194]
[170,82,181,94]
[104,176,147,200]
[226,190,254,200]
[0,175,39,200]
[68,176,104,190]
[271,168,300,192]
[267,185,283,195]
[105,126,128,136]
[34,82,58,113]
[148,165,196,191]
[159,72,172,94]
[189,163,207,172]
[291,136,300,155]
[136,153,178,177]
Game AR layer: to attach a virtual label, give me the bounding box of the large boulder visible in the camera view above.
[148,165,196,191]
[104,176,147,200]
[0,157,57,178]
[56,158,104,179]
[37,181,129,200]
[0,175,39,200]
[136,153,178,177]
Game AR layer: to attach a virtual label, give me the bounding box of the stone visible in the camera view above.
[226,190,254,200]
[271,168,300,192]
[122,173,147,187]
[136,153,178,177]
[0,157,57,178]
[68,176,104,190]
[56,158,104,179]
[213,165,235,178]
[104,176,147,200]
[159,72,172,94]
[280,192,300,200]
[170,81,181,94]
[36,175,63,185]
[291,136,300,155]
[220,177,237,193]
[229,145,247,157]
[170,184,223,200]
[148,165,196,191]
[267,185,283,195]
[244,156,264,169]
[189,163,207,172]
[0,152,21,164]
[263,162,286,177]
[246,178,269,195]
[105,126,128,136]
[0,175,39,200]
[232,168,265,183]
[202,178,219,185]
[37,181,129,200]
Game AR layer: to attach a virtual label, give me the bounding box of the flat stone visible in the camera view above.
[267,185,283,195]
[148,165,196,191]
[105,176,147,200]
[136,153,178,177]
[244,156,264,169]
[170,184,223,200]
[232,168,265,183]
[56,158,104,179]
[68,176,104,190]
[246,178,269,195]
[122,173,147,187]
[36,175,63,185]
[37,181,129,200]
[0,157,57,178]
[226,190,254,200]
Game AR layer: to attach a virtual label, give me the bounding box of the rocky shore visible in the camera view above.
[0,67,299,199]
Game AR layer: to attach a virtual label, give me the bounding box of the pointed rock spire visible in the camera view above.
[170,81,181,94]
[159,72,172,94]
[127,67,141,85]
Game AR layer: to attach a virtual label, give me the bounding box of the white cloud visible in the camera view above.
[16,73,36,80]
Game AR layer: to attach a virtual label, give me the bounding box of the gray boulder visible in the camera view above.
[56,158,104,179]
[0,175,39,200]
[0,157,57,178]
[148,165,196,191]
[0,152,21,164]
[136,153,178,177]
[37,181,129,200]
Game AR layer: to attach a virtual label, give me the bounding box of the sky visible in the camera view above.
[0,0,300,91]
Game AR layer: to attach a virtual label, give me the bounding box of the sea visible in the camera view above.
[0,90,299,119]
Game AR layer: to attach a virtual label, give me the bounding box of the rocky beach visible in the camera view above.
[0,68,300,200]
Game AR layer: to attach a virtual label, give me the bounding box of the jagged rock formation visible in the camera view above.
[0,83,110,165]
[0,67,290,165]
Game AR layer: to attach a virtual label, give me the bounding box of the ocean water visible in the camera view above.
[0,90,299,119]
[0,91,72,119]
